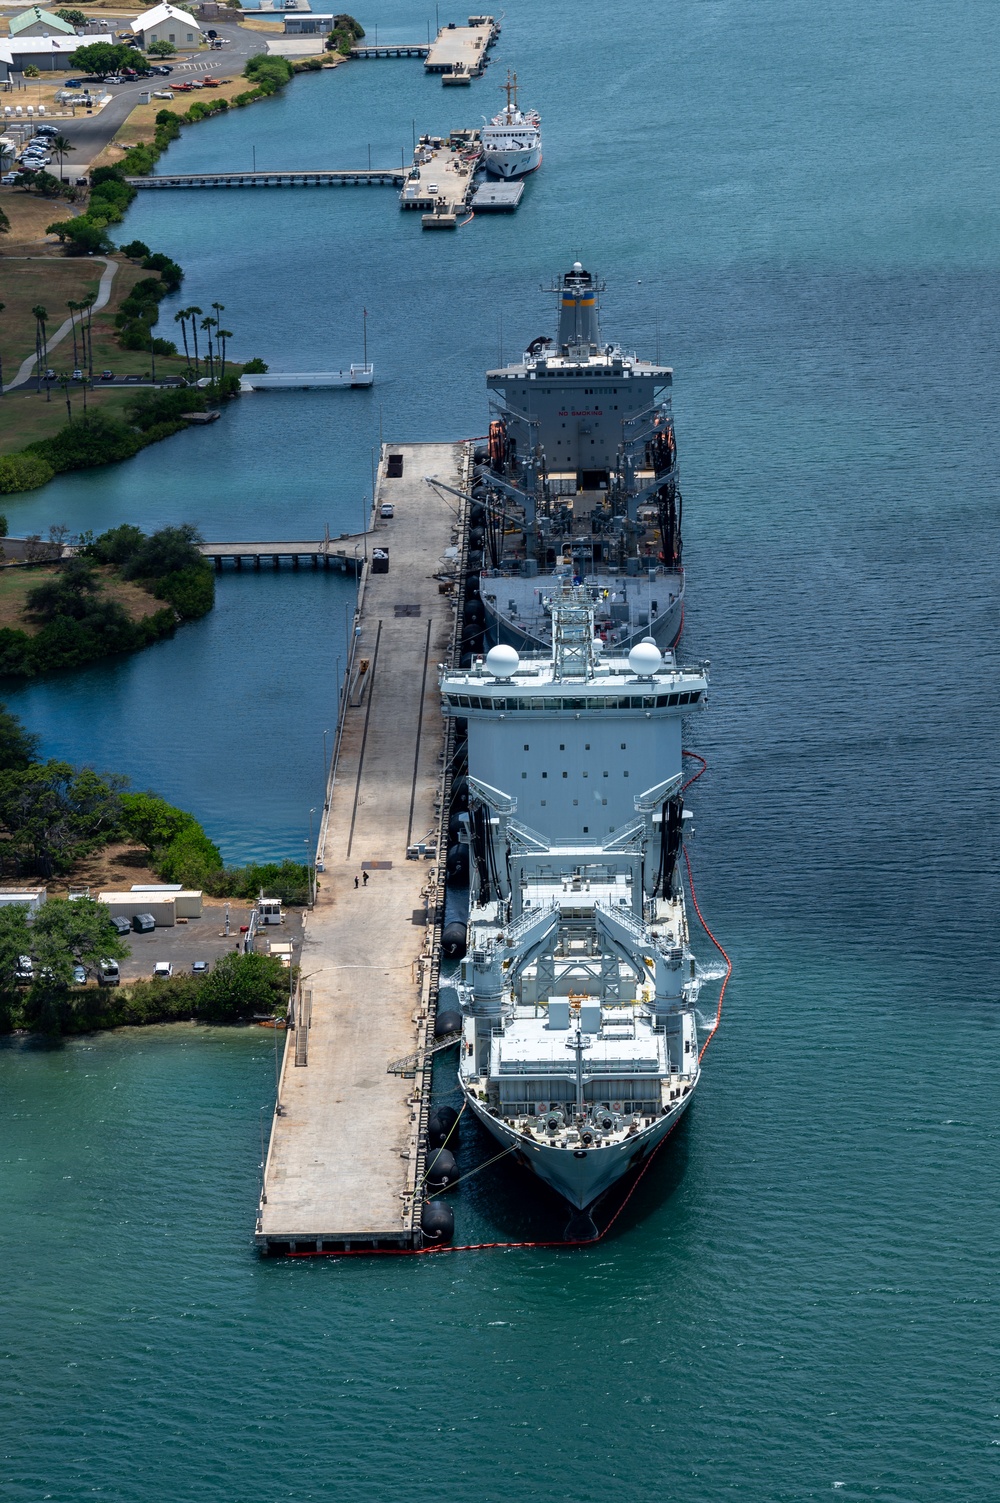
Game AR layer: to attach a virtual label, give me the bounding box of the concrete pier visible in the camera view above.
[424,15,499,78]
[399,130,481,216]
[256,441,468,1254]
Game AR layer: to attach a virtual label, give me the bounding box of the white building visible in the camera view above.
[129,4,202,49]
[0,889,47,916]
[6,34,111,71]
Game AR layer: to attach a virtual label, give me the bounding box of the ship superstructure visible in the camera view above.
[482,70,542,179]
[440,590,707,1223]
[475,263,684,653]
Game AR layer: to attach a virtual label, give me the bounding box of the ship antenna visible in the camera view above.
[503,68,516,116]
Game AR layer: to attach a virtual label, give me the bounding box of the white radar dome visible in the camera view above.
[486,644,520,679]
[628,641,663,678]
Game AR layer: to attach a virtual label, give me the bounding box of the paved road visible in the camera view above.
[59,23,264,170]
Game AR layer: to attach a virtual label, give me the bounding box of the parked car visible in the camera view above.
[36,125,58,136]
[152,90,174,100]
[72,964,87,986]
[64,78,83,87]
[105,75,123,84]
[152,64,173,74]
[153,961,173,979]
[98,959,120,987]
[110,914,131,935]
[132,912,156,933]
[0,173,22,185]
[100,370,115,382]
[15,955,33,983]
[43,368,56,381]
[192,960,209,975]
[380,503,395,518]
[76,177,89,186]
[71,368,83,381]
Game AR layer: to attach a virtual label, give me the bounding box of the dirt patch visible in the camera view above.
[44,841,162,898]
[0,563,167,635]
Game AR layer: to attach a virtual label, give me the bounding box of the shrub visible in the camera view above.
[197,952,287,1022]
[29,413,143,472]
[0,453,55,494]
[119,238,150,259]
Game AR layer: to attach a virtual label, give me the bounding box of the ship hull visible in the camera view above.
[462,1087,695,1211]
[483,143,542,179]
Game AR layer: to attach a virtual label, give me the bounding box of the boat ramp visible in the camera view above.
[256,440,469,1254]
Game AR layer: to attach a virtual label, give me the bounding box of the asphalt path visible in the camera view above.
[58,24,264,169]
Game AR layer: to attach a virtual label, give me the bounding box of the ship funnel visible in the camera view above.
[557,264,602,355]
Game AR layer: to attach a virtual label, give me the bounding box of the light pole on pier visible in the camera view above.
[308,807,317,906]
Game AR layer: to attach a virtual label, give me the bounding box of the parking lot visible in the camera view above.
[114,901,304,984]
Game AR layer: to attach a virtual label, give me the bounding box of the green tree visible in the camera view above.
[0,703,38,773]
[0,905,31,1030]
[119,239,150,259]
[23,896,130,1032]
[46,218,113,255]
[147,39,176,56]
[55,8,88,24]
[197,951,287,1022]
[120,523,203,581]
[242,357,268,374]
[47,133,74,183]
[70,41,150,76]
[33,896,129,986]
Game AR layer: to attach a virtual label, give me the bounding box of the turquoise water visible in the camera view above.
[3,0,1000,1497]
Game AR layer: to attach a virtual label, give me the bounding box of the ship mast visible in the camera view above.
[503,69,518,120]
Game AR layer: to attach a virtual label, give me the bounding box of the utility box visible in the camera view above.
[99,892,176,927]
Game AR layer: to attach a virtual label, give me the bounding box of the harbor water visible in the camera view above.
[2,1,999,1498]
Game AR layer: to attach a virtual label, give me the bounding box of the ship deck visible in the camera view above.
[480,569,683,645]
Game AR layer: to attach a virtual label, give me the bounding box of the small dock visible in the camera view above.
[424,14,499,79]
[257,441,467,1255]
[471,179,525,212]
[399,129,482,215]
[200,531,373,573]
[239,366,373,390]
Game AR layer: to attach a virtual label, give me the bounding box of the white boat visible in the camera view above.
[440,593,709,1232]
[482,70,541,180]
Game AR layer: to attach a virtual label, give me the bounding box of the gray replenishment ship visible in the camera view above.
[440,591,708,1230]
[474,263,684,653]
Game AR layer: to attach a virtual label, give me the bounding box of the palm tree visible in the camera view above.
[48,133,74,184]
[67,300,80,368]
[187,304,203,375]
[0,301,5,399]
[216,328,233,383]
[60,377,72,424]
[200,315,216,383]
[80,291,96,381]
[174,307,191,369]
[31,305,48,394]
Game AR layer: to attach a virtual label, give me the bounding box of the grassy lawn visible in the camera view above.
[0,386,142,456]
[0,562,162,633]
